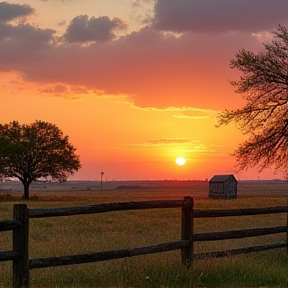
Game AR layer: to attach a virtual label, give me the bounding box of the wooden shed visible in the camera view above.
[209,174,237,199]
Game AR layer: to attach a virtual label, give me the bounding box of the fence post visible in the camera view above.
[13,204,29,288]
[181,196,194,268]
[287,199,288,255]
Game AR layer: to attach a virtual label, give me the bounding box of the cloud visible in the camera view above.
[0,18,263,110]
[138,138,215,154]
[0,23,55,43]
[64,15,127,43]
[0,3,54,45]
[0,22,55,72]
[40,84,68,93]
[39,83,99,99]
[0,2,34,23]
[173,114,209,120]
[0,25,261,109]
[58,20,66,27]
[1,1,282,110]
[152,0,288,33]
[171,107,217,119]
[144,138,198,146]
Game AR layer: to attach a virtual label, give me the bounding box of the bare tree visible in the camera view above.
[218,25,288,177]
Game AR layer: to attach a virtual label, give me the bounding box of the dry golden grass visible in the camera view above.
[1,180,288,287]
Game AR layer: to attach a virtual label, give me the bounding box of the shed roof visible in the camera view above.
[209,174,237,183]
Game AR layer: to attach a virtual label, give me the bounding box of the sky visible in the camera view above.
[1,0,288,181]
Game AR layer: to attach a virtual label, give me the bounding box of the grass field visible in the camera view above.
[1,180,288,287]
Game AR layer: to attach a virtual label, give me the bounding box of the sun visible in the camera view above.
[175,157,186,166]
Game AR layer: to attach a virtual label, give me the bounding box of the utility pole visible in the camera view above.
[101,172,104,190]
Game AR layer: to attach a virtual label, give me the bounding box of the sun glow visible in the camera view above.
[175,157,186,166]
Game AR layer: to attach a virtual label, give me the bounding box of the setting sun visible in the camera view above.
[175,157,186,166]
[2,0,285,181]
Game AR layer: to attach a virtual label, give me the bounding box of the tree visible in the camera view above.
[218,25,288,177]
[0,120,81,199]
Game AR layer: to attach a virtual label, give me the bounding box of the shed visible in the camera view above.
[209,174,237,199]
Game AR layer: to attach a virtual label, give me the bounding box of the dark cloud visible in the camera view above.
[0,2,34,23]
[64,15,127,43]
[0,22,55,71]
[0,23,55,43]
[0,2,53,67]
[152,0,288,33]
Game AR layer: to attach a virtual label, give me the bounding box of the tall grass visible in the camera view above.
[1,191,288,287]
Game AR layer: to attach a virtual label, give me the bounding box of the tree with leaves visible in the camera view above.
[0,120,81,199]
[218,25,288,177]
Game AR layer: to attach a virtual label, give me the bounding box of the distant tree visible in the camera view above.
[0,120,81,199]
[218,25,288,177]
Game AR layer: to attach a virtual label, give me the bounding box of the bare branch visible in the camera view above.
[218,25,288,177]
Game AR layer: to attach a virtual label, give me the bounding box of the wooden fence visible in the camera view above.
[1,196,288,288]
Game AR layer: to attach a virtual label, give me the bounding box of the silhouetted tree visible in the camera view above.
[0,120,81,199]
[218,25,288,177]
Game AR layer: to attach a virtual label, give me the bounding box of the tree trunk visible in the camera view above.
[23,182,30,200]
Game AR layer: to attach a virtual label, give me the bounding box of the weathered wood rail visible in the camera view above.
[1,196,288,288]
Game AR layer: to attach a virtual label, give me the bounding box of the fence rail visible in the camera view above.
[0,219,22,231]
[0,251,20,261]
[1,196,288,288]
[194,242,287,260]
[194,206,288,217]
[28,199,188,218]
[29,240,190,270]
[194,226,288,241]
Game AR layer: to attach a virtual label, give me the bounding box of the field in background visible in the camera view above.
[1,180,288,287]
[1,179,288,201]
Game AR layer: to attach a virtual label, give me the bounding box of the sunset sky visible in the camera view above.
[1,0,288,181]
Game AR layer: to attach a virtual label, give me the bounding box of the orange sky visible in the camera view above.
[1,0,288,181]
